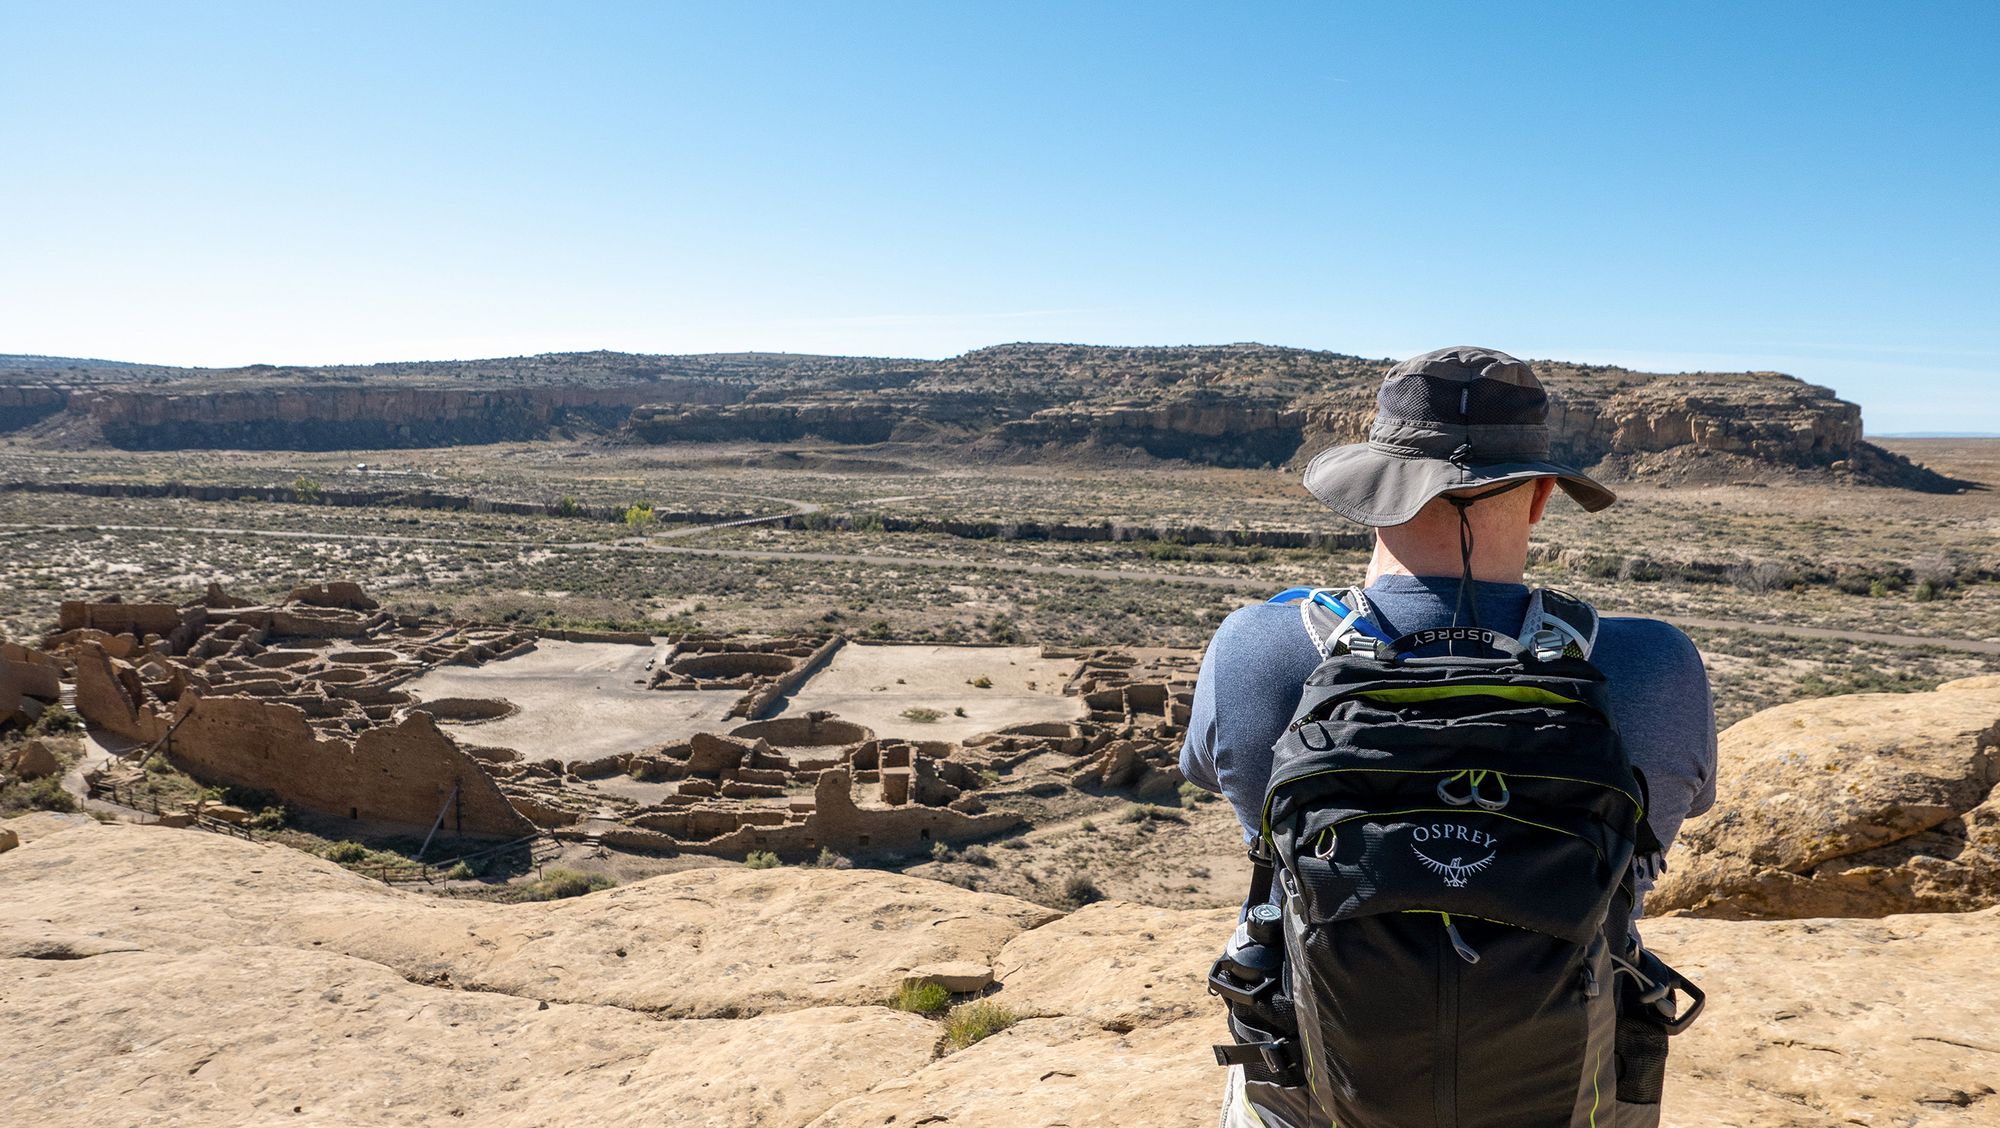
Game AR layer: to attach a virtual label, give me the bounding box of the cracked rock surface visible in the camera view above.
[1654,675,2000,918]
[4,817,1995,1126]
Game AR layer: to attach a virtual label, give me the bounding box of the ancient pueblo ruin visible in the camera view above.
[22,581,1195,866]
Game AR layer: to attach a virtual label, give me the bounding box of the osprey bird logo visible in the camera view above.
[1413,844,1497,888]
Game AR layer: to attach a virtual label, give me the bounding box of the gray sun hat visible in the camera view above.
[1303,345,1616,527]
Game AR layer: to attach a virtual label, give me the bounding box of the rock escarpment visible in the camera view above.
[1652,675,2000,919]
[1,345,1950,487]
[3,818,1995,1126]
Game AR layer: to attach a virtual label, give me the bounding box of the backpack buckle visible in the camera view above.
[1212,1037,1299,1076]
[1528,628,1567,662]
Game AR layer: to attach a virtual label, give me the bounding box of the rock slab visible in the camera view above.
[4,816,1996,1126]
[1654,676,2000,918]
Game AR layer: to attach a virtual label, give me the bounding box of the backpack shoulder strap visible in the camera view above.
[1268,586,1382,660]
[1520,587,1600,660]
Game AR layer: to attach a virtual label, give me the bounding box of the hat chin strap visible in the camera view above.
[1439,478,1533,652]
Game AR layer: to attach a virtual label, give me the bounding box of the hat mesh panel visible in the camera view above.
[1377,375,1547,426]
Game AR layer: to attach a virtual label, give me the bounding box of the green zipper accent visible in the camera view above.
[1352,685,1584,707]
[1589,1048,1602,1127]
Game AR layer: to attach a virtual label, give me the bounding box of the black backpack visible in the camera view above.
[1210,587,1702,1128]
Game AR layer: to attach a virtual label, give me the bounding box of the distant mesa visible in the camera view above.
[0,343,1964,491]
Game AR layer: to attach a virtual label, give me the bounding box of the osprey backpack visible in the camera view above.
[1209,587,1702,1128]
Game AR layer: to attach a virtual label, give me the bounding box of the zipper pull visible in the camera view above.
[1441,914,1481,964]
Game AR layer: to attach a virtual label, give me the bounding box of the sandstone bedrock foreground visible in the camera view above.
[2,804,1995,1127]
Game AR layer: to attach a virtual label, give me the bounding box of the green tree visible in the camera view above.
[623,502,658,533]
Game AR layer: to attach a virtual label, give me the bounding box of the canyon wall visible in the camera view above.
[1,344,1941,486]
[71,381,738,449]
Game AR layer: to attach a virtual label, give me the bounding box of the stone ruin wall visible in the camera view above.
[1,641,63,731]
[168,700,532,837]
[46,585,540,839]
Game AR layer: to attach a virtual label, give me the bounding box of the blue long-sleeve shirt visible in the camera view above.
[1180,575,1717,915]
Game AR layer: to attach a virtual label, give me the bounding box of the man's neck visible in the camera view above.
[1366,542,1528,587]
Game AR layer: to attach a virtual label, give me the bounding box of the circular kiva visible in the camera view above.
[730,715,875,748]
[311,667,371,684]
[667,651,796,679]
[413,697,519,724]
[326,649,403,666]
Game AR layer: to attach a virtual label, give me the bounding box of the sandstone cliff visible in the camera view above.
[0,345,1951,488]
[4,816,1995,1126]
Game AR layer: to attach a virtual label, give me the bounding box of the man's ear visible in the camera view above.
[1527,478,1557,525]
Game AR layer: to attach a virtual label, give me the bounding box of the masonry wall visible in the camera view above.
[169,697,532,838]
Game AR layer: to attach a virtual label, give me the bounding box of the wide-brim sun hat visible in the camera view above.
[1302,345,1616,527]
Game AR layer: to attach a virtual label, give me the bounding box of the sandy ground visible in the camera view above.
[778,643,1083,742]
[404,640,741,762]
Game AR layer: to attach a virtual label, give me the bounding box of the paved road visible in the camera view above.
[9,517,1998,656]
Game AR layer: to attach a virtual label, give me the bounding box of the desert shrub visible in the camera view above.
[930,840,954,861]
[292,476,324,503]
[0,775,77,816]
[322,840,370,864]
[1121,803,1186,824]
[1177,781,1211,805]
[1910,554,1961,592]
[890,981,952,1016]
[29,706,81,735]
[1617,556,1663,583]
[142,754,173,775]
[815,847,853,869]
[943,1000,1018,1050]
[554,495,583,517]
[900,707,944,724]
[961,845,993,867]
[1913,580,1940,603]
[246,805,288,830]
[1727,561,1795,593]
[529,868,614,899]
[968,675,993,689]
[445,860,477,880]
[743,850,782,869]
[1569,553,1623,580]
[1834,570,1880,596]
[1061,873,1105,906]
[1079,819,1098,833]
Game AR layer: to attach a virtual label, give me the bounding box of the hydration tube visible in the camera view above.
[1266,586,1396,644]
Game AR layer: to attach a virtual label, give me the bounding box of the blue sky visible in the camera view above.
[3,2,1995,432]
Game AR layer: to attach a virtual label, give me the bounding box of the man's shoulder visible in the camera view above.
[1595,614,1701,658]
[1206,602,1321,671]
[1592,614,1707,686]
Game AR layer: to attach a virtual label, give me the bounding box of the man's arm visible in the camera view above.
[1599,619,1720,914]
[1179,605,1319,846]
[1179,640,1224,793]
